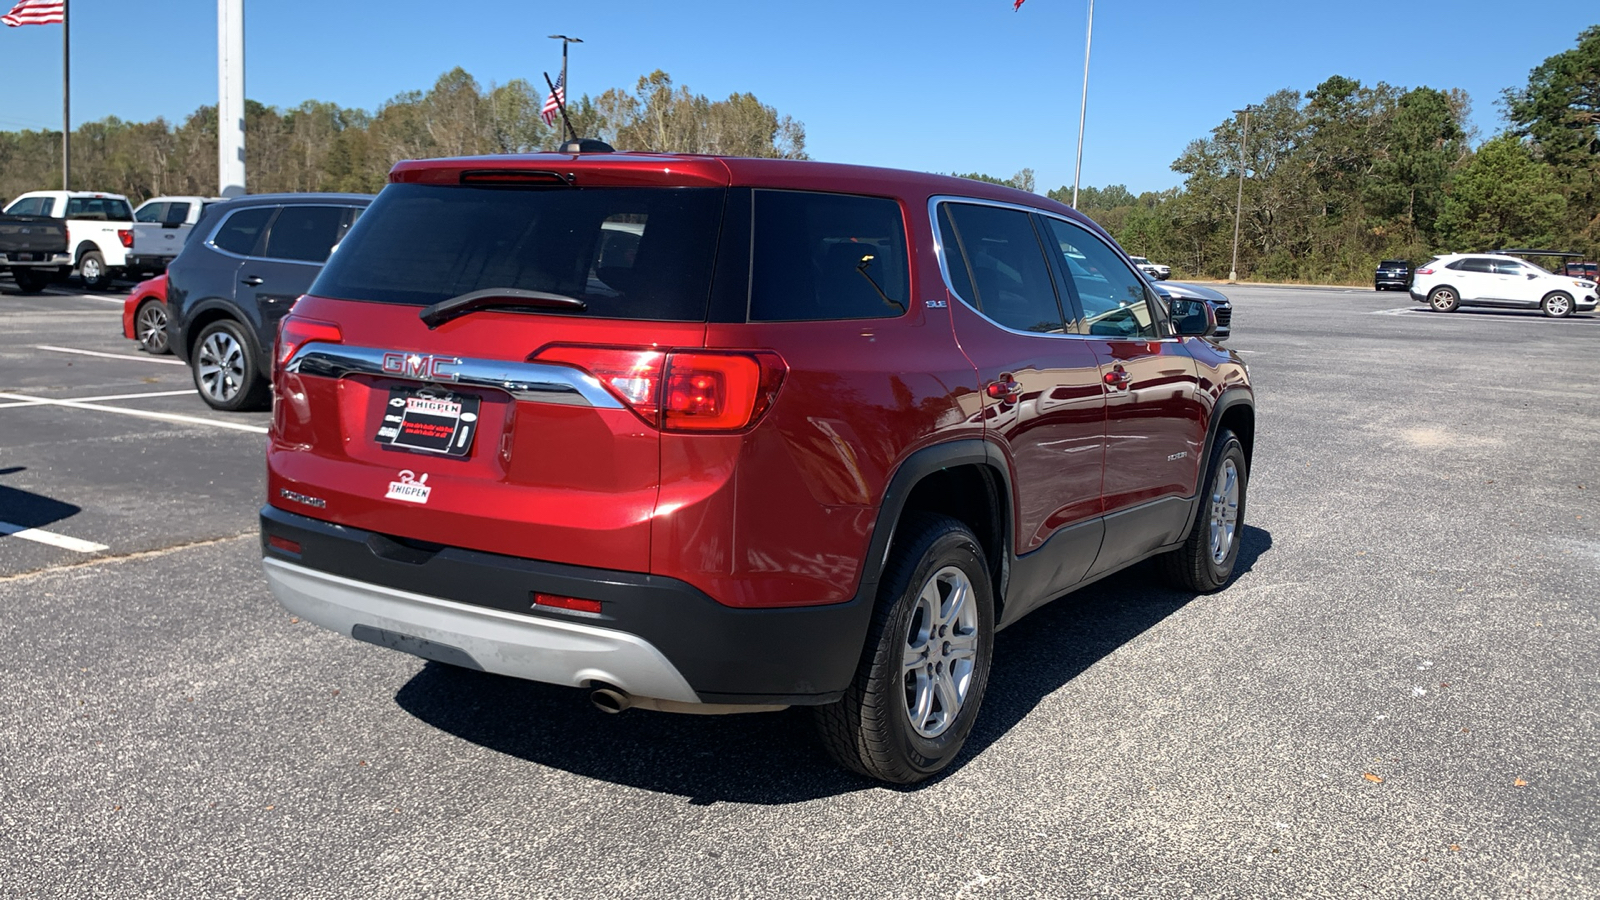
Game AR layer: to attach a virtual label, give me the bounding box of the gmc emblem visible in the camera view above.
[381,352,461,382]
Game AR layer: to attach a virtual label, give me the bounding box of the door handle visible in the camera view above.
[241,275,264,286]
[1103,367,1131,389]
[986,379,1022,401]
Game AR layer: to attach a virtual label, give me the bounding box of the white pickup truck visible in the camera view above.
[4,190,136,290]
[128,196,221,278]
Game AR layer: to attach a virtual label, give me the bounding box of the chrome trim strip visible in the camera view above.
[284,342,623,408]
[925,194,1173,342]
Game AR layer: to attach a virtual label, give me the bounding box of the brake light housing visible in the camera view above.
[1415,266,1434,275]
[117,228,134,248]
[533,344,786,432]
[275,314,343,370]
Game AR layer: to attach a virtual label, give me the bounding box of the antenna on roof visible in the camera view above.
[541,70,613,154]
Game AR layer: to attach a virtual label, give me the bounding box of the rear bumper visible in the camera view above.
[126,254,172,274]
[264,557,704,703]
[259,505,873,705]
[1,251,70,267]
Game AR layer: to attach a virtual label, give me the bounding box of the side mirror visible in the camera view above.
[1527,273,1538,280]
[1169,298,1216,338]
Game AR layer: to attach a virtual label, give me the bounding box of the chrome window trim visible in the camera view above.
[205,202,367,266]
[926,194,1175,342]
[285,342,624,409]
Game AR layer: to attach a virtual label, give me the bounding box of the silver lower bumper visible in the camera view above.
[262,557,701,703]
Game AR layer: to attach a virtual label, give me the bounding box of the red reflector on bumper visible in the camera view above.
[533,593,602,614]
[268,535,302,556]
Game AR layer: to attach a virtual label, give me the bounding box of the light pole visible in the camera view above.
[547,34,582,142]
[1070,0,1094,207]
[218,0,245,198]
[1227,105,1252,283]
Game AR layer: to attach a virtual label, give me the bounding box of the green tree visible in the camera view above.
[1505,24,1600,253]
[1436,134,1566,250]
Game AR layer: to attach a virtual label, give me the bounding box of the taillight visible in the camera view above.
[533,345,786,432]
[1415,266,1434,275]
[275,315,343,369]
[117,229,134,248]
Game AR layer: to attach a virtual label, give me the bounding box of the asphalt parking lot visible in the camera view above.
[1,277,1595,898]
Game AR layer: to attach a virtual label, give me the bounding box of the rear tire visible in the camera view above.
[192,319,269,411]
[1428,287,1459,312]
[813,513,994,784]
[10,268,49,293]
[1159,429,1248,593]
[1541,292,1574,318]
[78,251,111,291]
[134,300,171,354]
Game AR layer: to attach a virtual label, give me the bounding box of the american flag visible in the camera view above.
[1013,0,1026,9]
[2,0,63,26]
[541,71,565,127]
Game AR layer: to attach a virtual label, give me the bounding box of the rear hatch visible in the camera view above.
[268,158,743,573]
[0,216,68,255]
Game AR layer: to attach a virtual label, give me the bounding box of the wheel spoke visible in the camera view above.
[909,668,934,728]
[932,669,960,720]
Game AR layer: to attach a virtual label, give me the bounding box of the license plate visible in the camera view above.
[374,387,480,457]
[12,252,35,262]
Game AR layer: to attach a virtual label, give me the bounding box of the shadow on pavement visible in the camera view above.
[0,480,84,533]
[394,525,1273,804]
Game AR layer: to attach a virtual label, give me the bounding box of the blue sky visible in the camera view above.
[1,0,1595,195]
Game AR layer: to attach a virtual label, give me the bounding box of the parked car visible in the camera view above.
[1152,280,1232,341]
[1565,261,1598,280]
[1128,255,1170,280]
[1411,253,1598,318]
[120,274,170,354]
[259,150,1255,784]
[3,190,135,290]
[1373,259,1412,291]
[165,193,373,410]
[128,195,221,278]
[0,201,70,293]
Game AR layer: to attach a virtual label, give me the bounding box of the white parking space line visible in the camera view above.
[0,389,196,410]
[0,392,268,434]
[0,521,109,554]
[36,345,185,365]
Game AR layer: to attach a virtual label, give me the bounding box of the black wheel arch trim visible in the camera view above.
[1180,387,1254,543]
[860,438,1015,605]
[174,299,249,364]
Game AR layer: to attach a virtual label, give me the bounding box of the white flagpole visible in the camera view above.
[1071,0,1094,208]
[62,0,69,189]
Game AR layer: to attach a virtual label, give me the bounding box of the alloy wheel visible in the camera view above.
[197,330,245,403]
[1430,289,1455,311]
[136,304,168,354]
[903,565,980,739]
[1546,295,1571,317]
[1209,458,1240,564]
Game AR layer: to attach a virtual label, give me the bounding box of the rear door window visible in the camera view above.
[261,205,348,263]
[312,183,725,321]
[164,202,192,226]
[749,190,908,321]
[211,207,274,256]
[938,202,1066,334]
[1448,258,1494,273]
[65,197,132,221]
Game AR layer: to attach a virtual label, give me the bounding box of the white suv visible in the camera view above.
[1411,253,1598,318]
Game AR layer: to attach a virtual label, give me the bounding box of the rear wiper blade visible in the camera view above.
[419,288,587,329]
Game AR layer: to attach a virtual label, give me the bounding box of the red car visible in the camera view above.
[260,147,1255,783]
[120,274,169,354]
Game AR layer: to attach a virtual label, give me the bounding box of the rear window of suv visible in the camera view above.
[749,190,908,321]
[311,184,726,322]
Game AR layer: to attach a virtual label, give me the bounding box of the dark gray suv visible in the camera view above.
[166,193,373,410]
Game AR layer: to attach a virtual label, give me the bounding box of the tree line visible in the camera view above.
[0,67,806,205]
[1027,25,1599,282]
[2,26,1594,282]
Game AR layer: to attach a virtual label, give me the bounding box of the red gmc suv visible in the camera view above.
[261,148,1254,784]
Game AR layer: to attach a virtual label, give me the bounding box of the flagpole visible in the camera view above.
[61,0,69,190]
[560,41,569,142]
[1070,0,1093,208]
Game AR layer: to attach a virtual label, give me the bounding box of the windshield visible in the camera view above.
[312,183,726,321]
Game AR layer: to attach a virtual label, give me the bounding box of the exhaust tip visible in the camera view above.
[590,688,630,714]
